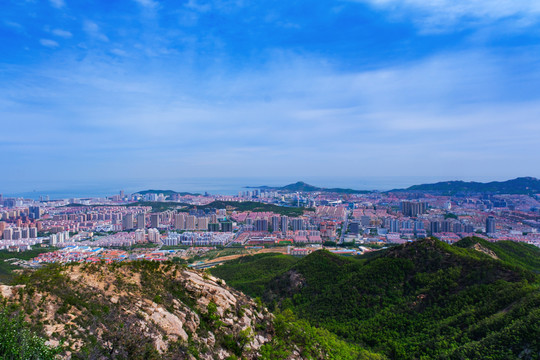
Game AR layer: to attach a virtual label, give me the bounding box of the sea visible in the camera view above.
[1,175,498,200]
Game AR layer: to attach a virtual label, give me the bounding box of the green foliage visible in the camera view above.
[195,200,308,217]
[0,306,59,359]
[214,238,540,360]
[260,309,385,360]
[0,249,57,284]
[210,253,299,298]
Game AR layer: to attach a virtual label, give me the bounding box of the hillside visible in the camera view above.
[212,238,540,359]
[135,190,198,197]
[191,201,310,217]
[1,261,273,359]
[0,260,383,359]
[395,176,540,195]
[247,181,370,194]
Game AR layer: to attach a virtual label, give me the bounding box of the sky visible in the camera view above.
[2,0,540,193]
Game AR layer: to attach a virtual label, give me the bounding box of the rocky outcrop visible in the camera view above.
[0,262,274,359]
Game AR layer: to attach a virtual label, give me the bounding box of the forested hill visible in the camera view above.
[211,238,540,359]
[393,176,540,194]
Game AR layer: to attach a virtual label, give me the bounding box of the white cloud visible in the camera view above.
[49,0,65,9]
[133,0,159,8]
[39,39,59,48]
[356,0,540,32]
[52,29,72,38]
[83,21,109,41]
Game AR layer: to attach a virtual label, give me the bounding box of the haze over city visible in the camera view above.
[2,0,540,193]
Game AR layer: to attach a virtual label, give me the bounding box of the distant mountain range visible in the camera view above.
[248,177,540,195]
[134,189,198,197]
[394,176,540,195]
[246,181,370,194]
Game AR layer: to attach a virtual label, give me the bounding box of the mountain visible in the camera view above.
[247,181,370,194]
[135,190,197,197]
[394,176,540,195]
[211,238,540,359]
[1,261,274,359]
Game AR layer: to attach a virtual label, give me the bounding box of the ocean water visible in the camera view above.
[2,175,497,200]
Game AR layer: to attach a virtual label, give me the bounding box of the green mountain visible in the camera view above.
[135,189,197,197]
[211,238,540,359]
[394,176,540,195]
[248,181,370,194]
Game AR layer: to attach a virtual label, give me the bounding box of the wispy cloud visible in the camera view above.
[52,29,72,38]
[356,0,540,32]
[49,0,65,9]
[82,20,108,41]
[39,39,60,48]
[133,0,159,9]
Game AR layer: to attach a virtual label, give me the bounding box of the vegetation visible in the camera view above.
[396,176,540,195]
[126,201,190,212]
[0,248,57,284]
[210,253,299,297]
[248,181,371,194]
[134,189,197,197]
[261,309,385,360]
[0,305,59,360]
[193,201,310,217]
[212,237,540,359]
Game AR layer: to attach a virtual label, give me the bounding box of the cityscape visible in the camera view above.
[1,179,539,268]
[2,0,540,358]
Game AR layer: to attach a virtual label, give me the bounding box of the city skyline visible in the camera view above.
[2,0,540,188]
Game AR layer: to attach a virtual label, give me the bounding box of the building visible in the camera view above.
[137,213,146,229]
[122,213,134,230]
[254,219,268,232]
[29,206,41,220]
[186,216,197,230]
[401,201,427,217]
[221,222,233,232]
[281,216,288,234]
[486,216,496,234]
[150,214,160,228]
[148,228,160,243]
[197,217,209,231]
[430,221,440,234]
[271,216,280,232]
[174,213,185,230]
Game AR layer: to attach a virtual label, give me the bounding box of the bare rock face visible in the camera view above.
[0,262,274,359]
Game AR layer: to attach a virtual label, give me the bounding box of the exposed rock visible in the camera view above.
[2,262,274,359]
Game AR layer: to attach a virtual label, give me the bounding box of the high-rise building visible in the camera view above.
[197,217,209,231]
[174,213,185,230]
[186,216,197,230]
[150,214,160,228]
[254,219,268,232]
[430,221,440,234]
[281,216,288,234]
[123,213,134,230]
[291,218,305,231]
[29,227,37,238]
[208,223,220,232]
[137,213,146,229]
[486,216,496,234]
[221,222,233,232]
[29,206,41,220]
[3,228,13,240]
[148,228,160,243]
[271,216,280,232]
[400,201,427,217]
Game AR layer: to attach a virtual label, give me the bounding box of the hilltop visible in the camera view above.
[212,238,540,359]
[1,261,273,359]
[393,176,540,195]
[134,190,198,197]
[247,181,370,194]
[0,260,382,359]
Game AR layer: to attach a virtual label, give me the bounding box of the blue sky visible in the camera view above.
[2,0,540,192]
